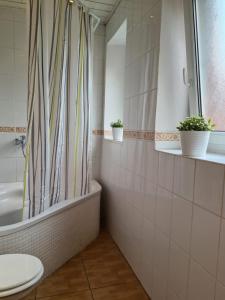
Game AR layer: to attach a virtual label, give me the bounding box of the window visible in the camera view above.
[187,0,225,131]
[104,20,127,139]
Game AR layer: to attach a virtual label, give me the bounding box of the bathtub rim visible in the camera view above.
[0,180,101,237]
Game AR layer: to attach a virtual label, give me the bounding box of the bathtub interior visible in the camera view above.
[0,180,101,227]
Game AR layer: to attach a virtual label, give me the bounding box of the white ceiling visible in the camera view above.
[83,0,120,23]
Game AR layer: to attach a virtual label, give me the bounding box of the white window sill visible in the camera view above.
[104,137,123,144]
[158,148,225,166]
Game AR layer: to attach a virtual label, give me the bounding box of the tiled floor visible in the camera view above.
[23,231,150,300]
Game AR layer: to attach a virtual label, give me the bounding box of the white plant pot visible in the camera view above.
[112,128,123,142]
[180,131,210,158]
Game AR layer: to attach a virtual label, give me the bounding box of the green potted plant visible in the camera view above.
[110,119,123,141]
[177,116,215,157]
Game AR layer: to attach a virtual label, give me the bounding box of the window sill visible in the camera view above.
[158,148,225,166]
[104,137,123,144]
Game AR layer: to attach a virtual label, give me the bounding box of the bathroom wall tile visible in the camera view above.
[155,186,172,236]
[143,179,156,223]
[0,48,13,74]
[0,133,17,157]
[0,20,13,48]
[152,267,168,300]
[171,194,192,252]
[168,242,189,300]
[14,49,27,74]
[0,157,17,182]
[16,157,25,182]
[139,217,154,296]
[191,205,220,276]
[187,259,216,300]
[0,7,14,21]
[173,156,195,202]
[217,219,225,285]
[13,74,27,101]
[215,282,225,300]
[14,21,26,50]
[145,141,158,184]
[158,152,174,191]
[153,228,170,276]
[0,99,14,126]
[194,161,224,215]
[13,8,26,22]
[0,74,13,100]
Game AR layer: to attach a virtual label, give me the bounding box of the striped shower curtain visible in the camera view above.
[24,0,92,218]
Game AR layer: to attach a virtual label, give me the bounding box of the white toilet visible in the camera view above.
[0,254,44,298]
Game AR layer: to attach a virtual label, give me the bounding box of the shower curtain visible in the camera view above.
[24,0,92,218]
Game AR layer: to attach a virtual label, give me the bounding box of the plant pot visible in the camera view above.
[112,128,123,142]
[180,131,210,158]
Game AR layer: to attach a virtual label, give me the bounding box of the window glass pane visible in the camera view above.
[195,0,225,130]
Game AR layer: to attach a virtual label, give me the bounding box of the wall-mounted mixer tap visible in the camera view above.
[15,135,26,158]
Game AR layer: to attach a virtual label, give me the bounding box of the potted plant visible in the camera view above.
[177,116,215,158]
[110,119,123,141]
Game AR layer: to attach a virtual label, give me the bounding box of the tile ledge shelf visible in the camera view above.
[158,148,225,166]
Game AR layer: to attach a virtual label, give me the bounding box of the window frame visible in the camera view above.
[184,0,225,154]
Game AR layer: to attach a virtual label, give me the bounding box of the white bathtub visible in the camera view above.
[0,182,24,226]
[0,180,101,277]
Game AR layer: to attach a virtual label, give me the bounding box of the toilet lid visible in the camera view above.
[0,254,43,291]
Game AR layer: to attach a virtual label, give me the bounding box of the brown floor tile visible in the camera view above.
[37,290,93,300]
[83,247,137,289]
[36,257,89,298]
[21,290,36,300]
[92,283,150,300]
[81,231,116,260]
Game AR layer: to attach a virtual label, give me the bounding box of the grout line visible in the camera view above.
[80,255,95,300]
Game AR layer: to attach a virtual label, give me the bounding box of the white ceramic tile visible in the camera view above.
[158,152,174,191]
[16,157,25,182]
[194,161,224,215]
[143,179,156,223]
[14,21,27,50]
[0,20,13,48]
[139,217,154,295]
[217,219,225,285]
[145,141,158,184]
[156,186,172,236]
[13,74,27,101]
[0,99,14,126]
[0,157,17,182]
[187,259,216,300]
[0,74,13,100]
[191,205,220,276]
[0,133,17,157]
[153,228,170,276]
[215,282,225,300]
[168,242,189,300]
[171,194,192,252]
[13,8,26,22]
[174,156,195,202]
[0,7,13,21]
[14,49,27,74]
[152,267,168,300]
[0,48,13,74]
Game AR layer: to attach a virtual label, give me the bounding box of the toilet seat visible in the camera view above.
[0,254,44,298]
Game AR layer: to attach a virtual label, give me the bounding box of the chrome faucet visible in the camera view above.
[15,135,26,158]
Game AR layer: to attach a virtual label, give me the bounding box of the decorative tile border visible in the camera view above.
[92,129,180,141]
[0,126,27,133]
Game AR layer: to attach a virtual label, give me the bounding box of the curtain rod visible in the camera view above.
[69,0,101,32]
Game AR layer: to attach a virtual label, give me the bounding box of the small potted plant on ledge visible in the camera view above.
[110,119,123,142]
[177,116,215,158]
